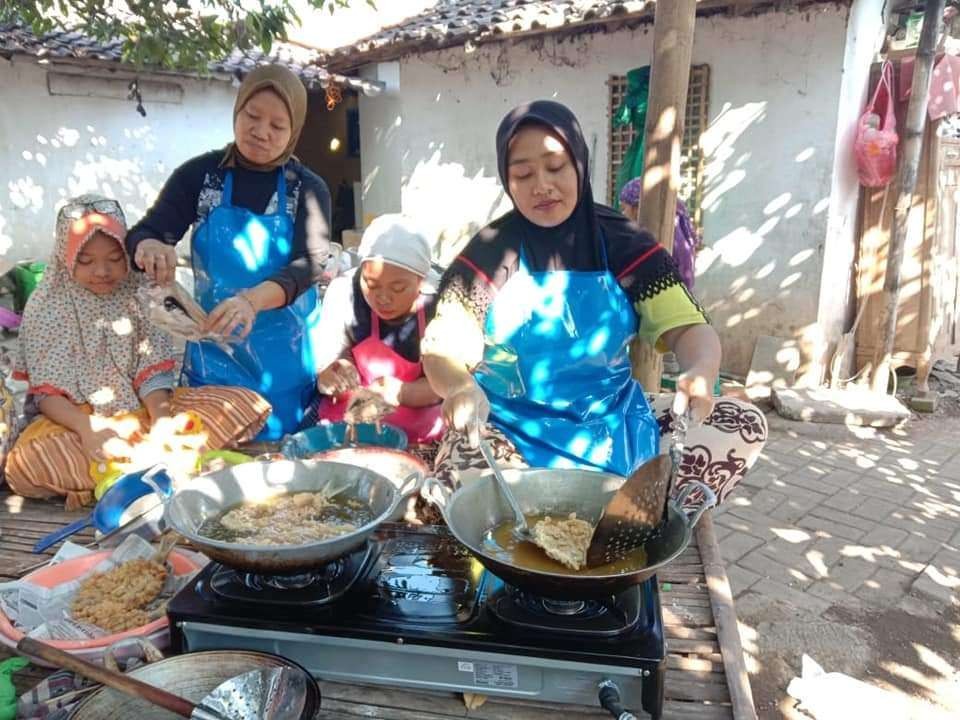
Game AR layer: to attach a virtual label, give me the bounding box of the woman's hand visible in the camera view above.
[368,376,403,407]
[79,426,134,463]
[441,379,490,448]
[316,359,361,396]
[661,324,721,424]
[134,239,178,285]
[205,294,258,339]
[673,363,716,424]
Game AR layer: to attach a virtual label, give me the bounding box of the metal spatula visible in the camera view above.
[585,411,688,568]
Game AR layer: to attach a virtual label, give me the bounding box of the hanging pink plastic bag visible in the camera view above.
[855,61,898,188]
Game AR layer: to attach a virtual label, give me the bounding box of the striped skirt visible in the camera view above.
[5,386,270,509]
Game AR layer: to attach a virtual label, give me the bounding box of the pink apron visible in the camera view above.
[316,302,444,444]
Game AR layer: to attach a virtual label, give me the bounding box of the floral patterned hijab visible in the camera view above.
[14,195,175,416]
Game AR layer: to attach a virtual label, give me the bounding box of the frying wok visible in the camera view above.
[426,467,715,600]
[164,459,419,574]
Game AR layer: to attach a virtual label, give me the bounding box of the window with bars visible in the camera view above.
[608,65,710,230]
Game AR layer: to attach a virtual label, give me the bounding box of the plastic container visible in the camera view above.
[33,467,174,553]
[0,549,203,666]
[0,306,21,330]
[281,422,407,458]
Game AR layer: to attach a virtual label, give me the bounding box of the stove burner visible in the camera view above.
[488,585,644,638]
[541,598,587,616]
[208,542,374,607]
[243,561,345,591]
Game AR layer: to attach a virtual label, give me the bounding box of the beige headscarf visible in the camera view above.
[14,196,176,416]
[221,65,308,171]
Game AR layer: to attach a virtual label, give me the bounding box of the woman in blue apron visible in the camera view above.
[421,101,766,507]
[126,66,330,439]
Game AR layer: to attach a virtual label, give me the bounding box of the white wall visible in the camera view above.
[358,5,857,375]
[358,62,404,225]
[0,58,237,272]
[814,0,890,383]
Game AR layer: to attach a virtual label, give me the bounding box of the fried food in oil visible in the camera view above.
[530,513,594,571]
[215,491,358,545]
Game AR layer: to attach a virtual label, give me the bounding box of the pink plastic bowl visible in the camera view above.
[0,549,201,661]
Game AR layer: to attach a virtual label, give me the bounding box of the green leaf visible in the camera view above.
[9,0,344,70]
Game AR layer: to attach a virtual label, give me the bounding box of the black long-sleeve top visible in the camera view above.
[126,150,331,305]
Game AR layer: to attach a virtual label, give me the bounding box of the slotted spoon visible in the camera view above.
[18,636,317,720]
[585,411,689,568]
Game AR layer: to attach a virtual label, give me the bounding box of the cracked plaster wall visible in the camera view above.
[359,4,869,376]
[0,59,236,273]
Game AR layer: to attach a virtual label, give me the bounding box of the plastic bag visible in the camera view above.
[137,281,238,347]
[855,61,898,188]
[612,66,651,209]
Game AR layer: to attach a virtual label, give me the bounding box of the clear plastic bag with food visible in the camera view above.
[137,282,239,346]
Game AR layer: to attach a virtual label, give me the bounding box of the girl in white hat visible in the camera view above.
[308,215,443,443]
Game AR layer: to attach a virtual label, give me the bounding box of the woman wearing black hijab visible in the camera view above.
[422,101,766,504]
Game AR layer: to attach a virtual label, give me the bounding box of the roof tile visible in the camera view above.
[0,21,380,94]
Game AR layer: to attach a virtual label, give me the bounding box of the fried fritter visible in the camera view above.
[531,513,593,571]
[70,558,167,633]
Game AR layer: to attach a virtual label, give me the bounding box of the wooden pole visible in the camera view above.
[633,0,697,390]
[870,0,945,392]
[696,511,759,720]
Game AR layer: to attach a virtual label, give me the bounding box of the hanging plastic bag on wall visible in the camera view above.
[854,61,899,188]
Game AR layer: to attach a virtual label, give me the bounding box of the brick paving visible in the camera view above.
[718,412,960,718]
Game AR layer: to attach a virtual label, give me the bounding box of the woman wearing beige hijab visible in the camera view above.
[127,65,331,439]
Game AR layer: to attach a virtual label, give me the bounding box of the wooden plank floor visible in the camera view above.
[0,491,737,719]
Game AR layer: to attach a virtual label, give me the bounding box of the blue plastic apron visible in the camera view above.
[475,236,657,475]
[182,170,320,440]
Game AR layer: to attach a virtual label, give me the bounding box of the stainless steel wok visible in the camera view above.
[164,459,418,574]
[426,467,715,600]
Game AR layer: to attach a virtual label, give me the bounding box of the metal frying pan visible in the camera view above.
[426,467,715,600]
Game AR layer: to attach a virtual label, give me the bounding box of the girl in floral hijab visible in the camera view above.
[16,196,175,416]
[6,196,270,508]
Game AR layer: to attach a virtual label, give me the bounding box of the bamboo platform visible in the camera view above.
[0,491,755,719]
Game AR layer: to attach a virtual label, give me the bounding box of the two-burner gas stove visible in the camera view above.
[167,523,666,719]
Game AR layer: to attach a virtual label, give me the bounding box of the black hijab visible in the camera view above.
[493,100,605,271]
[451,100,648,292]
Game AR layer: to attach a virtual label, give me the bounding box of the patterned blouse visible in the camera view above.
[422,205,708,369]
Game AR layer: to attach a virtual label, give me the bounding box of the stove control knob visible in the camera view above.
[597,680,637,720]
[395,637,404,644]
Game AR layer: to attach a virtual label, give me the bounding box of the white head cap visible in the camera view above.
[358,215,432,278]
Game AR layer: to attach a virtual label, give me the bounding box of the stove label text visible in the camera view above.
[457,662,474,672]
[472,662,519,689]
